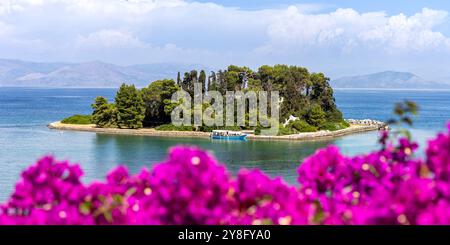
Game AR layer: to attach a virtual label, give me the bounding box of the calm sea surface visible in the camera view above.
[1,88,450,201]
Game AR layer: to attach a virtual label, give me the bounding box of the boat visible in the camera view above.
[210,130,248,140]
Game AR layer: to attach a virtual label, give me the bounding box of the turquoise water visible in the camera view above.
[0,88,449,201]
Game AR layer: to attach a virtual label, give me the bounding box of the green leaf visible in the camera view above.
[79,201,92,215]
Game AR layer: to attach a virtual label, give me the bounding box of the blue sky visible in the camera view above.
[193,0,450,14]
[1,0,450,80]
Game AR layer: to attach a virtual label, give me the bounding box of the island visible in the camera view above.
[48,64,387,140]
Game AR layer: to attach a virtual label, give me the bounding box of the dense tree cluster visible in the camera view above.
[92,84,145,129]
[141,79,179,126]
[89,65,346,133]
[91,96,118,128]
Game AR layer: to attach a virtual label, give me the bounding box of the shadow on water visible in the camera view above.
[93,133,333,184]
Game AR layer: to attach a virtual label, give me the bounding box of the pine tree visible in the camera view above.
[306,103,326,127]
[91,96,117,128]
[115,83,145,129]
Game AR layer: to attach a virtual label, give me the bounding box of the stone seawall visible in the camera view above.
[48,121,380,141]
[48,122,211,138]
[247,124,379,141]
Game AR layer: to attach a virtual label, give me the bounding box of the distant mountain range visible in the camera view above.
[0,59,212,88]
[331,71,450,89]
[2,60,449,89]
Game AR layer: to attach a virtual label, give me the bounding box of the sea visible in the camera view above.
[0,87,449,201]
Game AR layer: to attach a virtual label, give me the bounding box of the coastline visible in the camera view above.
[48,121,381,141]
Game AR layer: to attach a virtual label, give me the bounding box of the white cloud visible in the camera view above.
[72,29,223,65]
[76,29,146,48]
[0,21,11,36]
[359,8,450,51]
[0,2,24,15]
[262,7,450,54]
[265,7,384,45]
[65,0,187,18]
[0,0,187,19]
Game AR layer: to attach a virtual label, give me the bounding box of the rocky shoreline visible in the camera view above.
[48,121,382,141]
[346,119,388,129]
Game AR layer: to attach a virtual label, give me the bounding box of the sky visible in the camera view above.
[1,0,450,79]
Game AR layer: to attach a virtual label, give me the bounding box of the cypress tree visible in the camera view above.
[199,70,206,93]
[208,71,217,91]
[216,70,226,94]
[177,71,181,86]
[184,70,197,96]
[207,76,211,92]
[182,72,190,92]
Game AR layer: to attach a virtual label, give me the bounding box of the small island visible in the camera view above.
[49,64,386,140]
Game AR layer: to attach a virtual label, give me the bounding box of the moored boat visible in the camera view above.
[210,130,247,140]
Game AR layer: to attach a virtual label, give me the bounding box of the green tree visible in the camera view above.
[91,96,117,128]
[225,65,253,91]
[141,79,179,126]
[251,65,342,124]
[181,71,197,96]
[225,70,240,91]
[208,71,217,91]
[216,70,226,94]
[199,70,206,93]
[306,103,326,127]
[176,71,181,86]
[258,65,274,92]
[181,72,189,91]
[190,70,198,83]
[310,73,337,112]
[99,64,346,132]
[115,83,145,129]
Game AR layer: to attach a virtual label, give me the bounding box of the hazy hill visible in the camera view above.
[0,59,212,88]
[4,61,447,90]
[331,71,450,89]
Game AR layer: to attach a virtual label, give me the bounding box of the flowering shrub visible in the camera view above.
[2,124,450,225]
